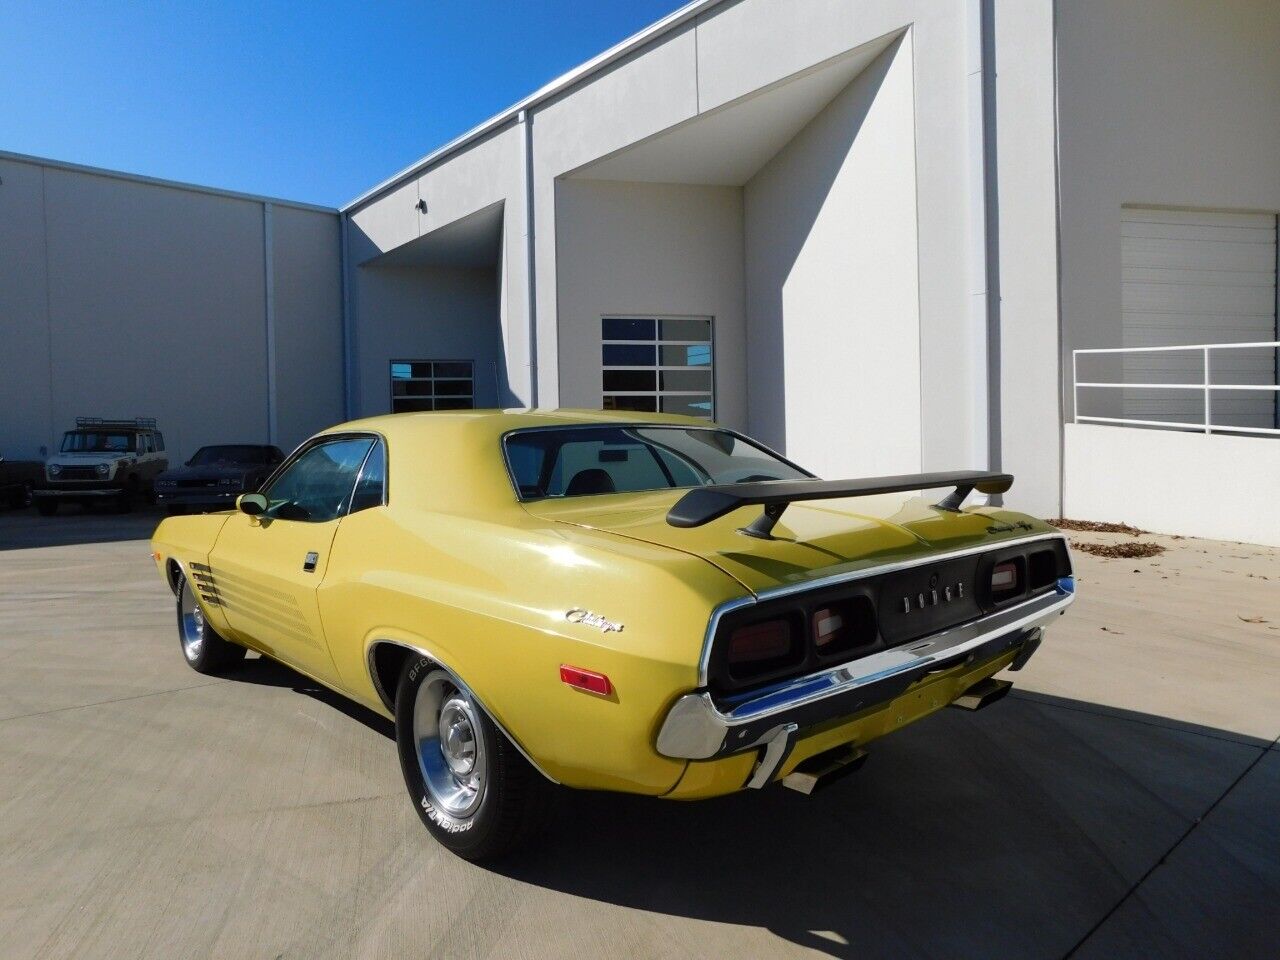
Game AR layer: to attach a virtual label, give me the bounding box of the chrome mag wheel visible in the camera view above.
[179,579,206,662]
[413,670,488,821]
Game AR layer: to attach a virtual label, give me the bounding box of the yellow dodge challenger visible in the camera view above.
[151,410,1074,861]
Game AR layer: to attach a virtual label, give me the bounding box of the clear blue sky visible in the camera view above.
[2,0,685,207]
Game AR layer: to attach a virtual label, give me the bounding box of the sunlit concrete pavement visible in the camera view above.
[0,508,1276,960]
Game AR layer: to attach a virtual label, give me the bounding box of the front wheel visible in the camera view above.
[176,573,245,674]
[35,499,57,516]
[395,658,554,862]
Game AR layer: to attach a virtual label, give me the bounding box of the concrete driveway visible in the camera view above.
[0,508,1276,959]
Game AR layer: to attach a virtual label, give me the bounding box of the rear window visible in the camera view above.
[504,425,811,500]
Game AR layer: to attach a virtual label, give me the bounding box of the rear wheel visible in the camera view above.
[395,657,553,862]
[176,573,245,674]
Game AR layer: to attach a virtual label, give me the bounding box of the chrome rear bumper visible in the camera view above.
[656,579,1075,768]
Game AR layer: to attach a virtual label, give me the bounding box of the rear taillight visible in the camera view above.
[813,608,844,648]
[990,560,1022,602]
[727,619,794,665]
[812,596,876,658]
[1028,548,1059,590]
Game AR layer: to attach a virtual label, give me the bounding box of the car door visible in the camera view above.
[209,435,376,685]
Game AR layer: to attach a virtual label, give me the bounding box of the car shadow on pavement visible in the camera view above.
[491,691,1274,959]
[210,653,1274,958]
[233,653,396,741]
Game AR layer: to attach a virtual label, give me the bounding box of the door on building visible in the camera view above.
[1120,208,1278,429]
[209,435,376,685]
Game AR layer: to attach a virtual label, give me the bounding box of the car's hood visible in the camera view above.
[159,464,257,482]
[522,490,1058,595]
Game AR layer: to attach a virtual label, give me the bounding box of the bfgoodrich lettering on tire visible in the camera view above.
[395,656,553,862]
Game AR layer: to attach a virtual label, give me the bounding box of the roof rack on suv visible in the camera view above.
[74,417,159,430]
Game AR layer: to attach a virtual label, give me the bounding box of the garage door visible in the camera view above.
[1121,208,1277,429]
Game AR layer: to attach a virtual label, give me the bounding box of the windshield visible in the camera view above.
[61,431,135,453]
[504,426,812,500]
[190,445,275,466]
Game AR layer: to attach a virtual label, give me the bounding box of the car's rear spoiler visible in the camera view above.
[666,470,1014,539]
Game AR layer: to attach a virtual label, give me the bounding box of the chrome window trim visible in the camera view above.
[348,437,388,512]
[696,532,1071,687]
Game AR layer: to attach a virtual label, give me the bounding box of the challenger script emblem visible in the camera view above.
[565,608,625,633]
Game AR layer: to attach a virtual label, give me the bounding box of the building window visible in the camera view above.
[390,360,474,412]
[601,316,714,419]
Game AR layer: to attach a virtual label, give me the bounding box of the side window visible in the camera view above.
[349,440,386,513]
[263,437,375,523]
[155,433,165,452]
[141,434,154,454]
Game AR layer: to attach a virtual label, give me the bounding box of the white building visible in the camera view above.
[2,0,1278,540]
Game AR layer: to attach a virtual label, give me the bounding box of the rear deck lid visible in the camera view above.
[522,490,1043,596]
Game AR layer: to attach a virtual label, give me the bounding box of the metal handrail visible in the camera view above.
[1072,341,1280,437]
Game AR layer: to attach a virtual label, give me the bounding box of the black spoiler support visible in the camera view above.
[666,471,1014,539]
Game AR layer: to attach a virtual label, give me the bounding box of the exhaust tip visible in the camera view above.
[782,744,867,795]
[950,677,1013,711]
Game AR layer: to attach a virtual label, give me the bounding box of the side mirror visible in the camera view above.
[237,493,268,516]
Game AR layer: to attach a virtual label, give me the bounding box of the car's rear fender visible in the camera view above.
[321,508,748,795]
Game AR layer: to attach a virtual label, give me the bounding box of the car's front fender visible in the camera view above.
[150,513,236,630]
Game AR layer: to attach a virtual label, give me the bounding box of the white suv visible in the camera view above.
[34,418,168,515]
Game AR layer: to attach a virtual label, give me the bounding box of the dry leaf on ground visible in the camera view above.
[1070,540,1166,559]
[1048,518,1148,535]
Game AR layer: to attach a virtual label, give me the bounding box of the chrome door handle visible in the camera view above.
[303,552,318,573]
